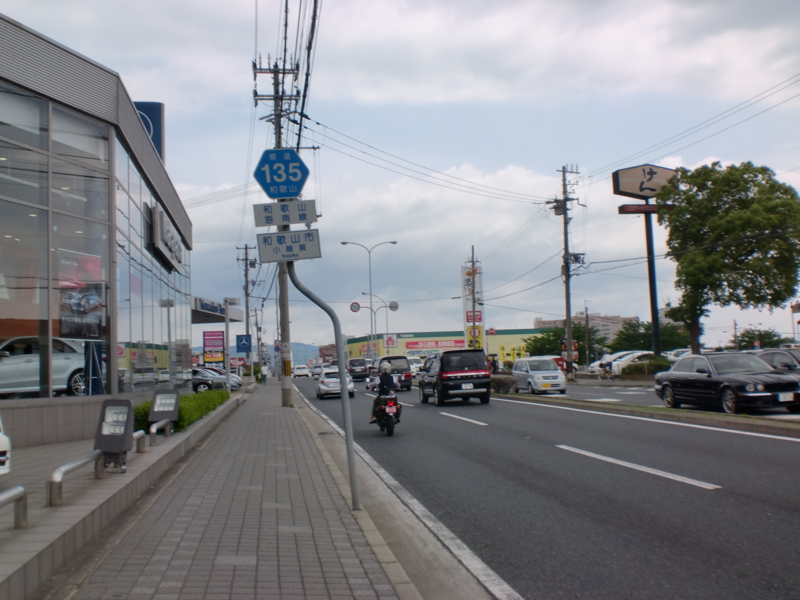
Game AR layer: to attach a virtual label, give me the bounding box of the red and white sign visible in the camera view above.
[466,310,482,323]
[406,340,466,350]
[117,345,124,357]
[229,357,245,367]
[350,302,360,313]
[487,328,496,335]
[384,334,397,348]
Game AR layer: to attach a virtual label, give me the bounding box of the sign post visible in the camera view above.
[611,164,676,357]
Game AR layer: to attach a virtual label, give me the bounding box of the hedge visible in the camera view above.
[133,389,231,433]
[491,375,517,394]
[621,357,672,377]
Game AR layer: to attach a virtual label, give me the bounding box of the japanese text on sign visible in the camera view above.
[252,201,317,227]
[257,229,322,263]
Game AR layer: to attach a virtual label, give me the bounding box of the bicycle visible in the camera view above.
[598,362,615,381]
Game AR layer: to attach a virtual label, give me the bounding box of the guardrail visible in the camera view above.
[133,429,147,453]
[149,419,172,446]
[0,486,27,528]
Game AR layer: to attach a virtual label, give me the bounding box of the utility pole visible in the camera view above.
[471,246,478,348]
[237,245,256,372]
[253,58,299,407]
[584,301,590,367]
[551,166,583,380]
[733,320,739,350]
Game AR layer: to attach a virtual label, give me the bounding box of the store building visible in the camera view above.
[0,14,193,445]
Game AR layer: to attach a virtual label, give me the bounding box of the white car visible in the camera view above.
[407,356,423,376]
[315,368,355,399]
[587,351,636,375]
[0,414,9,475]
[0,337,86,397]
[293,365,310,377]
[608,351,655,375]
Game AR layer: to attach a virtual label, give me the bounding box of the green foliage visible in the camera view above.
[656,162,800,352]
[490,375,516,394]
[524,322,607,366]
[132,390,230,434]
[608,321,691,353]
[620,356,672,377]
[729,327,793,350]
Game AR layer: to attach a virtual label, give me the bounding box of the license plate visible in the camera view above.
[462,383,474,390]
[385,406,397,414]
[542,383,551,388]
[779,392,794,402]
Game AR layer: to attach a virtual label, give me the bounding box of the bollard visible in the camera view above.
[0,486,27,528]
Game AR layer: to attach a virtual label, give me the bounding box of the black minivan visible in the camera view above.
[346,358,369,381]
[419,349,492,405]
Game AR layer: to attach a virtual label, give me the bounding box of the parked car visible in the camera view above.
[753,348,800,373]
[418,349,492,405]
[654,353,800,414]
[192,368,227,393]
[665,348,692,362]
[201,366,242,390]
[0,414,9,475]
[346,358,369,381]
[315,367,355,399]
[611,351,656,375]
[587,351,636,375]
[369,355,413,391]
[293,365,310,378]
[407,356,424,376]
[0,336,85,397]
[511,356,566,395]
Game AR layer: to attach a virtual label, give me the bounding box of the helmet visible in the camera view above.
[379,362,392,374]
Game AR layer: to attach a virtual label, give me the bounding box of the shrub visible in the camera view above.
[491,375,516,394]
[621,357,672,377]
[132,390,230,433]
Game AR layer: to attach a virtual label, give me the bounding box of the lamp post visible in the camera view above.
[361,293,399,356]
[224,297,240,392]
[341,240,397,359]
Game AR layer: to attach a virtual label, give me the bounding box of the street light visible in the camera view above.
[362,292,399,356]
[341,240,397,359]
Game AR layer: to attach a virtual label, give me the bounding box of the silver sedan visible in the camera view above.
[315,368,355,399]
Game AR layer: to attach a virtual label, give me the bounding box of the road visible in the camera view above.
[294,376,800,599]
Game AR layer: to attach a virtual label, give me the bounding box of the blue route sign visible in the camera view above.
[236,334,252,353]
[253,148,309,200]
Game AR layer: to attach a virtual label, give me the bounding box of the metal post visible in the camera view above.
[644,198,661,356]
[287,262,359,510]
[561,167,575,380]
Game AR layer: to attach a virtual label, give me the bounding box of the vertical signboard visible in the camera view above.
[461,265,485,350]
[203,331,224,366]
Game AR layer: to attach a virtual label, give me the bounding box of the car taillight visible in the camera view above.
[402,372,412,380]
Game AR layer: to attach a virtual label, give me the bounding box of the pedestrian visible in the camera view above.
[263,365,268,385]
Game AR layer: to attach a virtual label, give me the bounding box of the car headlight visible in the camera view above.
[757,384,765,391]
[745,383,755,392]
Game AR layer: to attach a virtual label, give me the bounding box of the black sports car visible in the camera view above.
[654,353,800,414]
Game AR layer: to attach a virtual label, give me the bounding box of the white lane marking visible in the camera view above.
[297,391,524,600]
[399,402,414,407]
[618,391,647,395]
[761,414,800,421]
[557,445,721,490]
[492,397,800,444]
[440,412,488,426]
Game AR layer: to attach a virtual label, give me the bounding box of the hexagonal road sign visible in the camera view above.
[253,148,310,200]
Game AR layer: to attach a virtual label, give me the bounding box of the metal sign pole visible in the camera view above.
[287,262,359,511]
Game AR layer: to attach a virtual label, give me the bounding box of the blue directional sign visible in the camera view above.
[236,335,252,353]
[253,148,309,200]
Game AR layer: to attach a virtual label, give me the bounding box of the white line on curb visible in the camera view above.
[556,444,721,490]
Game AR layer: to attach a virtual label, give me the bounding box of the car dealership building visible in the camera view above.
[0,14,196,446]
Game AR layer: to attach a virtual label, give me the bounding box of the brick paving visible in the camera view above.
[67,383,399,600]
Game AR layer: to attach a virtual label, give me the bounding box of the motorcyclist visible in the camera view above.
[370,361,398,423]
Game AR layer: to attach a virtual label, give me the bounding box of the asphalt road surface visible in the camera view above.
[294,377,800,600]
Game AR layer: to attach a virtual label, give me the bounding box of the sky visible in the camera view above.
[5,0,800,350]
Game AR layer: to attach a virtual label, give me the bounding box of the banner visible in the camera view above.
[57,249,104,340]
[406,340,466,350]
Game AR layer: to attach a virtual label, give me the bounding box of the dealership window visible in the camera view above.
[0,81,48,150]
[51,105,108,170]
[50,157,109,220]
[0,139,48,205]
[0,199,48,398]
[51,213,110,393]
[116,243,131,392]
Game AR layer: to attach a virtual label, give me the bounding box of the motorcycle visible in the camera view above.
[374,391,402,436]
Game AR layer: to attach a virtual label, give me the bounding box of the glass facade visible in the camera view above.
[0,79,191,400]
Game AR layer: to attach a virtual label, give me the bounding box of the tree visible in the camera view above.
[728,327,792,350]
[608,321,691,353]
[656,162,800,353]
[523,323,607,366]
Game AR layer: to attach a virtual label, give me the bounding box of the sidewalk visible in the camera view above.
[0,382,420,600]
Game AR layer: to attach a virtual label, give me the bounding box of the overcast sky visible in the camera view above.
[5,0,800,349]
